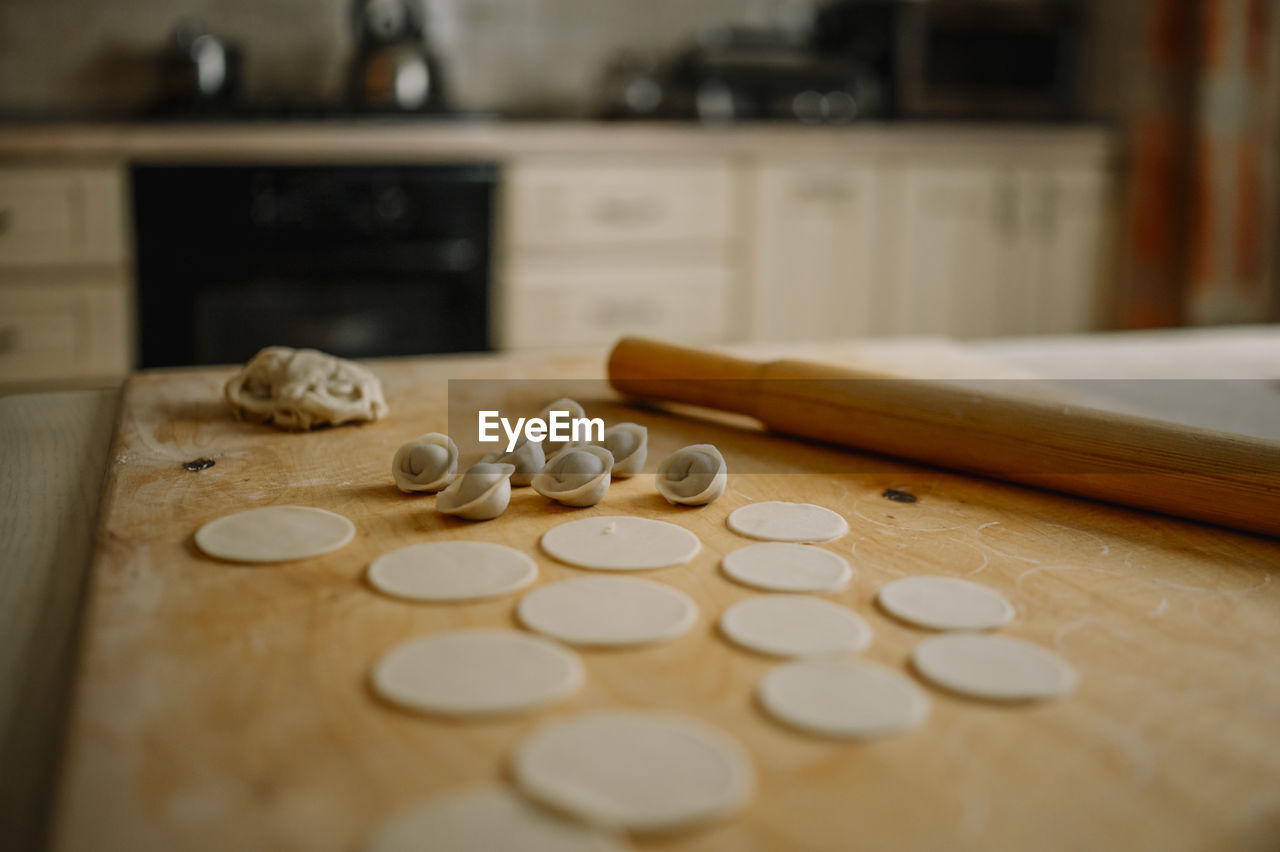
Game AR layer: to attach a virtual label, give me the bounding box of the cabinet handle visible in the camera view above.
[0,208,10,236]
[0,325,17,354]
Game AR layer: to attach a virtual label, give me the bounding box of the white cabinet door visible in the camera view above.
[0,167,127,267]
[503,257,730,349]
[506,160,734,249]
[1020,168,1110,334]
[885,164,1109,339]
[500,156,738,350]
[0,271,132,383]
[889,166,1017,338]
[748,162,879,341]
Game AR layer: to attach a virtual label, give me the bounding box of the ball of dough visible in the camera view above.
[224,346,388,430]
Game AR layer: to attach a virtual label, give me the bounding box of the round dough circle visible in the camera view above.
[727,502,848,543]
[758,658,930,739]
[719,595,871,658]
[371,629,583,718]
[877,575,1015,631]
[512,710,755,833]
[364,786,626,852]
[367,542,537,602]
[541,516,700,571]
[912,633,1077,701]
[721,542,852,592]
[518,576,697,646]
[194,505,355,563]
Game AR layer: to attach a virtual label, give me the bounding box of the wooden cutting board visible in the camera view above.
[51,348,1280,852]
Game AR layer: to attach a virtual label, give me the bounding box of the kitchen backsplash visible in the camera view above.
[0,0,1135,119]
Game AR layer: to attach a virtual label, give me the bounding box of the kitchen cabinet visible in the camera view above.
[886,163,1111,337]
[1019,168,1111,334]
[501,157,737,348]
[747,162,881,340]
[506,160,733,249]
[0,168,126,267]
[885,164,1013,337]
[502,256,732,349]
[0,272,131,384]
[746,153,1113,341]
[0,166,132,390]
[0,124,1115,383]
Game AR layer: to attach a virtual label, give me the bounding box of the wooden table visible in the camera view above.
[4,331,1279,851]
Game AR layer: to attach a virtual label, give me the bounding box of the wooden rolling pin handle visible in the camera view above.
[608,337,895,418]
[607,337,1280,539]
[608,336,767,416]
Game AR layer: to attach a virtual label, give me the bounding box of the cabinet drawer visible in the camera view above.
[502,267,730,349]
[0,168,127,267]
[507,161,733,249]
[0,276,131,381]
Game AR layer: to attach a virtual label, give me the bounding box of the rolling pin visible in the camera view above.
[607,336,1280,538]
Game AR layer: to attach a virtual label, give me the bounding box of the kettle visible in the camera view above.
[155,20,242,112]
[349,0,446,112]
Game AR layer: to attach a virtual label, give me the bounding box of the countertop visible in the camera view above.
[0,120,1118,164]
[2,326,1276,849]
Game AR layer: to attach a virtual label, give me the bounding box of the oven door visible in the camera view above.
[191,266,485,366]
[133,163,495,367]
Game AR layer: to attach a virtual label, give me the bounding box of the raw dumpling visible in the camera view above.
[532,446,614,507]
[655,444,727,506]
[392,433,458,493]
[436,463,516,521]
[224,346,388,430]
[535,397,588,457]
[597,422,647,478]
[480,434,546,487]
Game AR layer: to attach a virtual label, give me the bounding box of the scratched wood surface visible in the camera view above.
[51,346,1280,852]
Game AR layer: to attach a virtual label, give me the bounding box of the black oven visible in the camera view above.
[132,162,496,368]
